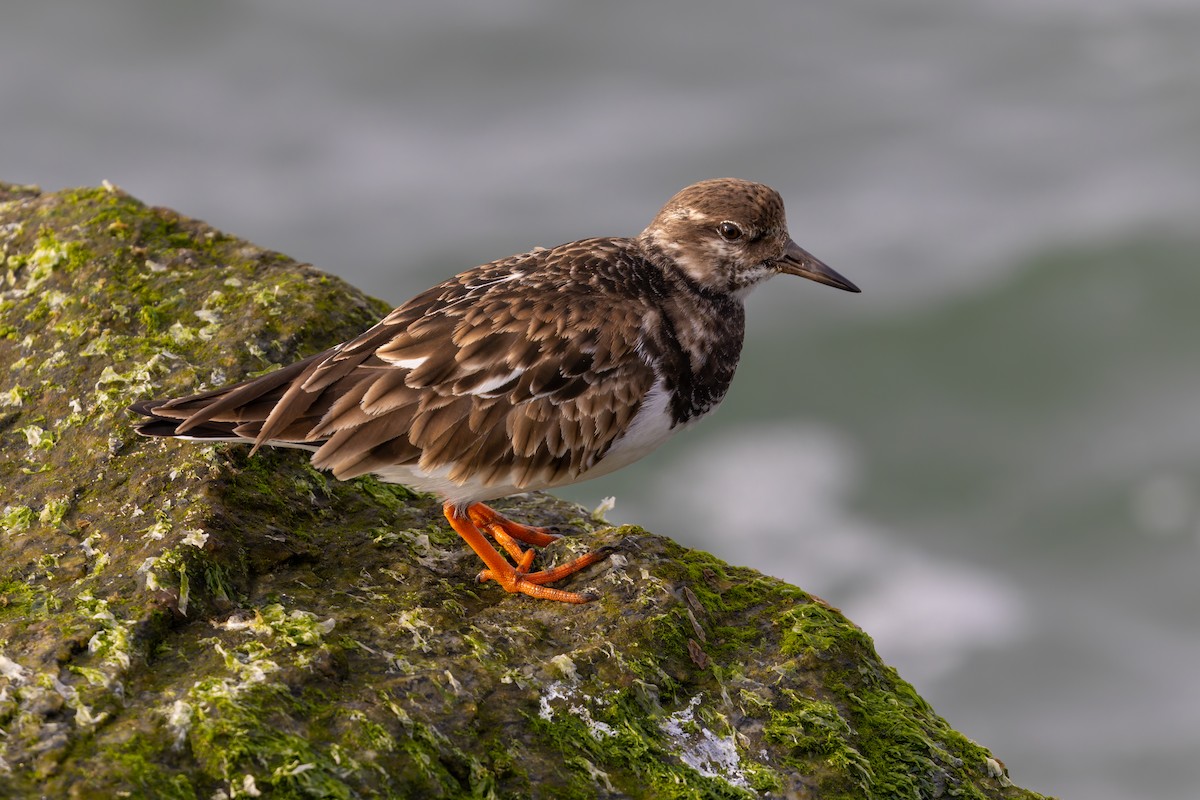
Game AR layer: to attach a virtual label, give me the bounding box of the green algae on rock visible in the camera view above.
[0,181,1050,799]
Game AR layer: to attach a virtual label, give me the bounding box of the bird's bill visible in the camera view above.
[776,240,860,293]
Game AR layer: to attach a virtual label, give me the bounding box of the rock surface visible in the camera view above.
[0,182,1049,799]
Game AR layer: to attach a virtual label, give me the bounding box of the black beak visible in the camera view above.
[776,240,860,293]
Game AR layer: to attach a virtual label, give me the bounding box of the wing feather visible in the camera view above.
[132,239,663,496]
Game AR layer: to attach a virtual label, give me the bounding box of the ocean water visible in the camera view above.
[3,2,1199,797]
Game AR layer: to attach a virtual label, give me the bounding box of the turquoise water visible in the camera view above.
[4,3,1199,797]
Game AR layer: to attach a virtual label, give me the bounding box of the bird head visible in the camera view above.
[638,178,859,296]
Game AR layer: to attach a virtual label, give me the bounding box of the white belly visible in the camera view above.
[571,377,682,481]
[370,377,694,506]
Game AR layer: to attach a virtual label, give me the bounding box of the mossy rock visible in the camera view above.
[0,182,1050,799]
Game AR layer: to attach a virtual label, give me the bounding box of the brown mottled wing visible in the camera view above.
[135,239,660,491]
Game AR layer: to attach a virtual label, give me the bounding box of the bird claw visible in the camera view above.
[447,502,616,604]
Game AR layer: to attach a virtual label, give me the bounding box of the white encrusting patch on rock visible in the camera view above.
[537,680,617,741]
[0,654,29,682]
[659,695,748,787]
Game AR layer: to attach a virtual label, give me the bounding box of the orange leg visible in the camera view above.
[480,547,613,587]
[468,503,561,547]
[492,530,537,573]
[466,503,549,568]
[467,502,610,584]
[442,502,609,604]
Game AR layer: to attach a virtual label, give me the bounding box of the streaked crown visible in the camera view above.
[638,178,793,294]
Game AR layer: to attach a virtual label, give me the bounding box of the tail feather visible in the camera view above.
[128,352,333,447]
[158,354,322,433]
[133,415,245,440]
[128,327,416,463]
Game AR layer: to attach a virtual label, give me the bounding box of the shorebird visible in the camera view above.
[131,178,859,603]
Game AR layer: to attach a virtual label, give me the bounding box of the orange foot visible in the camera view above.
[443,502,612,604]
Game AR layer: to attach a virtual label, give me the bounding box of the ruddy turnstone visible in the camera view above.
[131,178,859,603]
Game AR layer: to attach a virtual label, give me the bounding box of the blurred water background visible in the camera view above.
[4,2,1199,797]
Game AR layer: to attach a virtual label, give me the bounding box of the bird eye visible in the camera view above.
[717,221,744,242]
